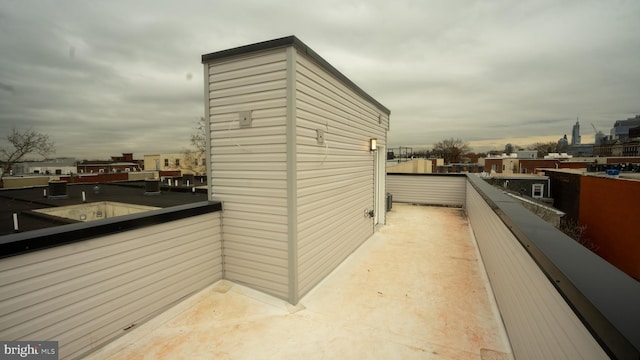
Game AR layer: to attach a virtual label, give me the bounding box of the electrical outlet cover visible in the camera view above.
[316,129,325,144]
[239,111,252,127]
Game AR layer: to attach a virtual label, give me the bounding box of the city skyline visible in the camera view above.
[1,1,639,159]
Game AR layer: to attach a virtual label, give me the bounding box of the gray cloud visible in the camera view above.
[1,0,639,158]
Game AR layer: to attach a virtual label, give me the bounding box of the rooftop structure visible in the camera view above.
[202,35,390,304]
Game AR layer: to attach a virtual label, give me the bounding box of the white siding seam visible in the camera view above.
[205,64,213,202]
[286,46,298,304]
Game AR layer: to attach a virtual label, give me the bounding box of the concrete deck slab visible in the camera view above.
[85,204,512,359]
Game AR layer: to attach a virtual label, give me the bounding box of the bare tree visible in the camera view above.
[527,141,558,158]
[1,128,55,179]
[181,118,207,175]
[432,138,471,164]
[190,117,207,154]
[558,218,598,252]
[504,143,517,155]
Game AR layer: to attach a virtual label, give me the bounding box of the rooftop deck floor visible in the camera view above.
[86,204,512,359]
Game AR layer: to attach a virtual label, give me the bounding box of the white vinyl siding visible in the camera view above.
[387,174,465,206]
[205,39,389,303]
[0,212,222,360]
[207,49,290,299]
[465,183,608,359]
[295,52,388,297]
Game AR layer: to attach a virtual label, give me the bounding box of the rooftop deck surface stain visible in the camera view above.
[85,204,512,359]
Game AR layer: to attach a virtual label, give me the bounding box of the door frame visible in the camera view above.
[374,145,386,226]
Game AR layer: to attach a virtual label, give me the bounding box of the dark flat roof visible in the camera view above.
[0,182,209,236]
[202,35,391,116]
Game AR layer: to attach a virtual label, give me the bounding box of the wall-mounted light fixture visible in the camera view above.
[370,138,377,151]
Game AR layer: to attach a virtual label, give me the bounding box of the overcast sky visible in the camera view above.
[1,0,639,159]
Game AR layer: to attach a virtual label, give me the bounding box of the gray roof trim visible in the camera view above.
[387,172,467,177]
[201,35,390,115]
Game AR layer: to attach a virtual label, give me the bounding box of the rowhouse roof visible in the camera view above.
[0,181,208,236]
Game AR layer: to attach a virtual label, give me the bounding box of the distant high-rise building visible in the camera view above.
[610,114,640,140]
[571,118,581,145]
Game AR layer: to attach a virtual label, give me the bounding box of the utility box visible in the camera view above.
[48,180,68,199]
[144,179,161,195]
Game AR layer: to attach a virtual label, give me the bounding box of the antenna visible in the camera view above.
[591,123,597,134]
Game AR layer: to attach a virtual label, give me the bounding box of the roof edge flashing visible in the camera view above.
[201,35,390,116]
[201,35,298,63]
[466,173,640,358]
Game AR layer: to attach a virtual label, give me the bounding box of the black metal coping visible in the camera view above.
[0,201,221,259]
[466,174,640,359]
[387,172,467,177]
[201,35,391,116]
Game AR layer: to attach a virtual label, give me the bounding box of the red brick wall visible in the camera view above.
[60,173,128,183]
[519,159,558,173]
[606,157,640,164]
[159,170,181,177]
[579,176,640,280]
[558,162,589,169]
[485,159,502,173]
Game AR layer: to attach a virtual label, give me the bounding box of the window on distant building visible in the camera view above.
[164,159,169,167]
[202,158,206,165]
[194,159,198,166]
[175,159,180,167]
[532,184,544,199]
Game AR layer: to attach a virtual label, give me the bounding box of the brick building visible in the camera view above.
[545,169,640,281]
